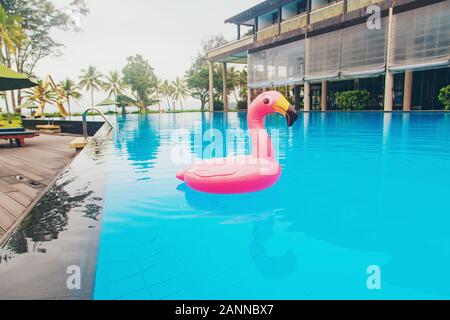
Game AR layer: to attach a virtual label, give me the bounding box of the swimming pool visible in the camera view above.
[92,112,450,300]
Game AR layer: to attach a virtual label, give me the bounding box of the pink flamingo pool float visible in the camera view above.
[176,91,297,194]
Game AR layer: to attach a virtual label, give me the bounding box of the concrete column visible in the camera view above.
[384,7,394,112]
[304,82,311,111]
[222,62,228,113]
[278,7,282,35]
[321,80,327,112]
[403,71,413,111]
[294,85,301,110]
[384,73,394,111]
[208,61,214,112]
[306,0,311,25]
[247,88,252,108]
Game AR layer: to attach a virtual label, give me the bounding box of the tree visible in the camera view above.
[235,68,248,103]
[103,71,127,113]
[23,80,57,116]
[153,77,163,113]
[0,5,24,62]
[160,80,174,111]
[122,54,157,113]
[185,34,235,111]
[103,71,126,99]
[59,79,82,116]
[0,0,89,75]
[1,0,89,110]
[335,90,370,111]
[438,85,450,110]
[186,65,210,111]
[172,76,189,111]
[79,66,104,108]
[0,5,26,114]
[116,94,137,115]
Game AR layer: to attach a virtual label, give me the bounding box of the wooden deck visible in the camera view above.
[0,133,76,241]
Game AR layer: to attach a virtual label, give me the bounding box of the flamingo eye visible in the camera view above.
[263,98,270,105]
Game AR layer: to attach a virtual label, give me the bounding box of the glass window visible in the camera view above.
[248,39,305,88]
[390,1,450,71]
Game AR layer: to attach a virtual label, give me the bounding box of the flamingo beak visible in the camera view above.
[274,95,298,127]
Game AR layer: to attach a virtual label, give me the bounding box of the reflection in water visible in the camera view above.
[0,127,113,260]
[1,177,102,258]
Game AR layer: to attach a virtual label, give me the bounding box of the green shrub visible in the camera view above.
[237,100,247,110]
[335,90,370,111]
[438,85,450,110]
[214,100,224,111]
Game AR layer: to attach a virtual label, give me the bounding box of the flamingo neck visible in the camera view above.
[248,112,275,160]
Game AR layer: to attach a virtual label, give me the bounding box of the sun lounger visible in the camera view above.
[0,128,39,147]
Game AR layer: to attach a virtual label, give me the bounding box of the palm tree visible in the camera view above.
[103,71,127,113]
[153,77,163,113]
[103,71,127,98]
[23,81,57,117]
[1,91,12,123]
[79,66,104,108]
[0,6,26,115]
[172,77,189,111]
[160,80,174,111]
[0,6,25,62]
[59,79,83,117]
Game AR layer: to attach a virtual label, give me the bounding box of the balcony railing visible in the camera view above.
[207,36,254,59]
[347,0,382,12]
[280,13,308,33]
[257,25,279,42]
[310,1,344,24]
[208,0,353,59]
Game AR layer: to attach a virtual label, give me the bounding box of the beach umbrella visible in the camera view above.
[0,64,37,91]
[96,97,119,107]
[20,101,38,117]
[97,97,120,113]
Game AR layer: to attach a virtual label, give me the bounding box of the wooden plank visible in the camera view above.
[7,191,33,207]
[0,193,26,218]
[0,179,18,193]
[0,133,77,239]
[7,166,44,182]
[13,183,39,198]
[0,206,16,231]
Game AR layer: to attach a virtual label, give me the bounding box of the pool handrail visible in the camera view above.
[82,108,114,139]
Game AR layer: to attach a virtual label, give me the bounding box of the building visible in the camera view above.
[207,0,450,111]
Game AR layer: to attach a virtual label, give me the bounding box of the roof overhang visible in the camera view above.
[225,0,299,25]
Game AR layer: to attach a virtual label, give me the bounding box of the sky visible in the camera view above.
[34,0,260,112]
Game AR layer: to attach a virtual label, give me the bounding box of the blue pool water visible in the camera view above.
[94,112,450,299]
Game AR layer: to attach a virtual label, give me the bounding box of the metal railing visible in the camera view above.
[82,108,114,139]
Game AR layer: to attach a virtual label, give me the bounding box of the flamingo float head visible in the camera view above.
[249,91,298,127]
